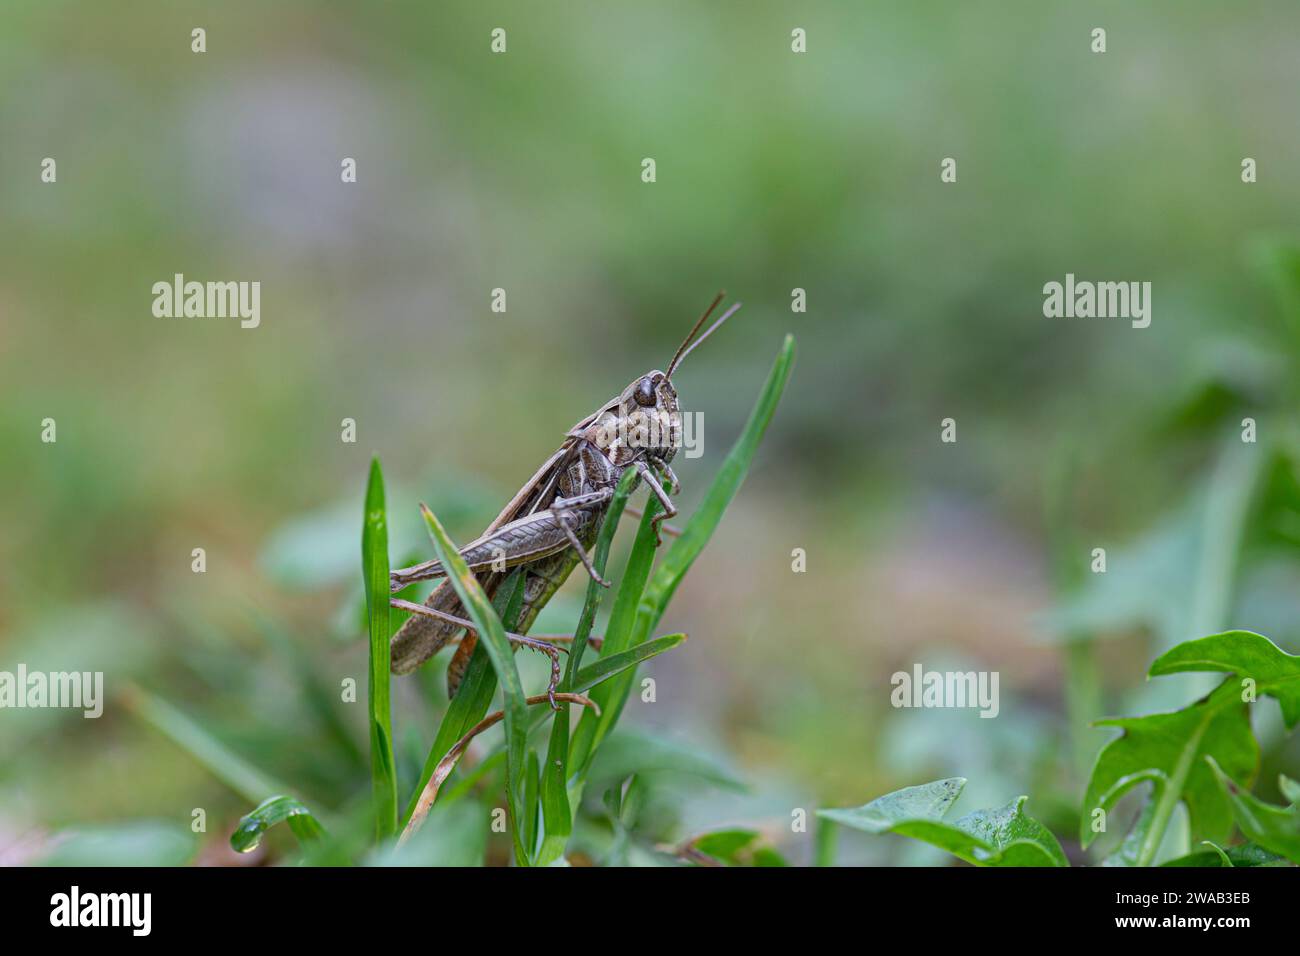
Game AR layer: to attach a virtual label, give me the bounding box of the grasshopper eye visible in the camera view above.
[633,377,657,407]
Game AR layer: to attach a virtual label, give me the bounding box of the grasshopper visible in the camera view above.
[388,293,741,705]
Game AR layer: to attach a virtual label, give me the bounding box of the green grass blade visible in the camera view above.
[570,633,686,693]
[401,570,526,823]
[362,457,398,840]
[584,334,796,761]
[231,795,327,853]
[814,814,838,867]
[565,466,637,684]
[123,685,292,804]
[524,750,541,856]
[567,491,661,772]
[536,468,635,864]
[418,504,531,865]
[1207,757,1300,863]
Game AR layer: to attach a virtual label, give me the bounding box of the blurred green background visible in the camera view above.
[3,0,1299,865]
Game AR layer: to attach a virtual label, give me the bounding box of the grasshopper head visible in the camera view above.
[619,369,682,462]
[577,371,681,466]
[578,293,740,467]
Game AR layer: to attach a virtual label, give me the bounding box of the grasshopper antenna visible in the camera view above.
[665,293,728,379]
[666,291,725,380]
[667,299,742,379]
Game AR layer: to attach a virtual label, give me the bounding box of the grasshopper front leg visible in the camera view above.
[551,489,614,587]
[634,459,678,546]
[648,454,680,495]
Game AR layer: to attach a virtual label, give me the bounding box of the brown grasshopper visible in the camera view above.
[388,293,741,705]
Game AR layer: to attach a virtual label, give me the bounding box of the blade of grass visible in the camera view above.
[814,814,838,867]
[402,692,601,840]
[533,635,687,862]
[401,570,526,823]
[362,457,398,840]
[418,504,531,865]
[443,634,686,815]
[571,634,687,693]
[536,467,635,864]
[524,750,541,856]
[231,795,327,853]
[583,334,795,764]
[567,497,661,773]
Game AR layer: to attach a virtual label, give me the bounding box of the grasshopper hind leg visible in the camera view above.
[394,584,567,707]
[389,581,463,676]
[447,631,562,709]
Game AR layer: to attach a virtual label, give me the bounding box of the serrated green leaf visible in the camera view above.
[1206,757,1300,863]
[819,778,1067,867]
[1081,679,1258,863]
[1100,798,1160,867]
[1162,842,1288,867]
[1201,841,1234,866]
[819,777,965,832]
[948,798,1070,866]
[1149,630,1300,729]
